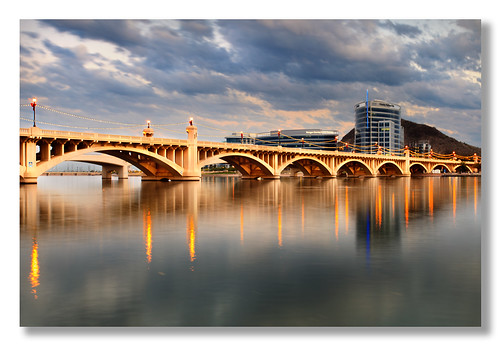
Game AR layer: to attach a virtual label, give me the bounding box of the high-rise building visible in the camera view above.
[354,99,404,155]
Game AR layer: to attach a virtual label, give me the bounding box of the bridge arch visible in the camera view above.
[375,161,405,176]
[30,146,184,179]
[454,163,473,173]
[409,162,429,175]
[430,163,454,174]
[335,159,374,177]
[278,156,333,177]
[199,152,276,178]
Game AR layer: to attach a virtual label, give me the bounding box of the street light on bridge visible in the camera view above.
[189,117,193,126]
[278,129,281,146]
[30,98,37,127]
[143,120,154,137]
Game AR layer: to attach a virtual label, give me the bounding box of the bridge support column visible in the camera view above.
[117,166,128,179]
[403,148,411,176]
[101,164,128,179]
[20,127,41,184]
[102,165,114,179]
[182,124,201,181]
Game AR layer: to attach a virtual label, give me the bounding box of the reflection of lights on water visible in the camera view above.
[345,186,349,234]
[240,204,244,245]
[187,215,196,265]
[453,178,457,221]
[392,193,395,217]
[474,177,477,216]
[335,192,339,241]
[29,238,40,300]
[301,195,305,236]
[404,182,409,229]
[377,185,382,227]
[143,210,152,264]
[278,204,282,247]
[429,179,434,218]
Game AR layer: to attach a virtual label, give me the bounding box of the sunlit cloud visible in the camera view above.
[20,19,482,147]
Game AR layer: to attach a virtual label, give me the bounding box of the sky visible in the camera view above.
[5,2,500,345]
[19,19,482,146]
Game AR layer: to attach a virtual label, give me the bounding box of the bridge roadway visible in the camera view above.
[20,125,479,184]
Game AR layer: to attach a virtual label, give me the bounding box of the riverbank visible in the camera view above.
[41,171,480,178]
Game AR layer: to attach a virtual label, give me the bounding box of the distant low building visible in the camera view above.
[410,140,432,154]
[226,129,340,150]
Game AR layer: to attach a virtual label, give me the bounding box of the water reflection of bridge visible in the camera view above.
[22,175,480,294]
[353,177,480,265]
[20,126,480,184]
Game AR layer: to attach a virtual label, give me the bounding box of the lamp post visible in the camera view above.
[335,136,338,151]
[189,117,193,126]
[30,98,37,127]
[143,120,154,137]
[278,129,281,146]
[240,131,243,144]
[301,138,304,149]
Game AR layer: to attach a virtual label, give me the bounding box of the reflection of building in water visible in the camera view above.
[354,177,477,261]
[355,180,402,262]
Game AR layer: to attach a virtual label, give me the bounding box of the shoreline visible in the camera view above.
[41,172,480,178]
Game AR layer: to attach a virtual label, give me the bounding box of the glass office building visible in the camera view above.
[354,100,404,154]
[226,129,340,150]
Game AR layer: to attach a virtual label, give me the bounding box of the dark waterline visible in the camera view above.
[20,176,481,326]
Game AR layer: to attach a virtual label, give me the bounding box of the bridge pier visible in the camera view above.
[101,165,128,179]
[141,175,201,182]
[241,175,280,180]
[20,176,38,184]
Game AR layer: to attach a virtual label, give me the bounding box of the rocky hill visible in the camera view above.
[341,119,481,156]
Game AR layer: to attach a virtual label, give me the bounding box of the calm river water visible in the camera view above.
[20,175,481,326]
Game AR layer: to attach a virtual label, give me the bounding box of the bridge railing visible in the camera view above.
[20,128,476,164]
[20,128,189,146]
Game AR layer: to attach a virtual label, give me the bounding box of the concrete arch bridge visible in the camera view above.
[20,126,480,184]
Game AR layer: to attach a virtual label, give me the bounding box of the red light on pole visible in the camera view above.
[278,129,281,146]
[240,131,243,144]
[30,98,37,127]
[189,117,193,126]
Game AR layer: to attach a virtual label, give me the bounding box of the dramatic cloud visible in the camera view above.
[20,19,481,146]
